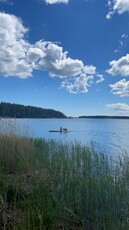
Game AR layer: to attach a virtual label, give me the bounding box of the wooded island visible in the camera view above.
[0,102,66,118]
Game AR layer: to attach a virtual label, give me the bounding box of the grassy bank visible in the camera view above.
[0,124,129,229]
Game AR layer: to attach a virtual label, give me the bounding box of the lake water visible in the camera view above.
[0,118,129,155]
[6,118,128,156]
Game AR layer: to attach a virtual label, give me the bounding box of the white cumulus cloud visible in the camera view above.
[0,12,98,93]
[96,74,105,84]
[107,0,129,19]
[109,79,129,97]
[0,12,31,78]
[107,54,129,77]
[27,47,45,63]
[61,74,94,94]
[106,103,129,114]
[44,0,69,4]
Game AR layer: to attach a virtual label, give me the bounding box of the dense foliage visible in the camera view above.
[0,102,66,118]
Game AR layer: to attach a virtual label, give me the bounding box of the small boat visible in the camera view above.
[49,128,68,133]
[49,130,61,132]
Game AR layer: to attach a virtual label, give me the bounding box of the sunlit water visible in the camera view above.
[1,118,129,155]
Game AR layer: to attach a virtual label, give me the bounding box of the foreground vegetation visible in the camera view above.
[0,122,129,229]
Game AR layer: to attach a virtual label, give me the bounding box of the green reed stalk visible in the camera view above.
[0,119,129,229]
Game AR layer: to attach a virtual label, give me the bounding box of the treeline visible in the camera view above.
[0,102,66,118]
[79,115,129,119]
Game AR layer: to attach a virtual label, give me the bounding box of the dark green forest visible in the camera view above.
[0,102,66,118]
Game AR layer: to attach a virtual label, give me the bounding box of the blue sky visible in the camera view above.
[0,0,129,116]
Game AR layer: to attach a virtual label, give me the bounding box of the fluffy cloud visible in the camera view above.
[96,74,105,84]
[61,74,94,94]
[44,0,69,4]
[0,12,31,78]
[107,0,129,19]
[84,65,96,75]
[107,54,129,77]
[0,12,98,93]
[109,79,129,97]
[36,42,86,78]
[106,103,129,114]
[27,47,45,63]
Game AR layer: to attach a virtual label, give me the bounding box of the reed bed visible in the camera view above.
[0,119,129,229]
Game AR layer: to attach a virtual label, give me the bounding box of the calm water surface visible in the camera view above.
[1,118,129,155]
[15,118,129,155]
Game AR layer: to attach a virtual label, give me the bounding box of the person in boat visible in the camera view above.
[60,126,63,132]
[63,128,67,132]
[60,126,67,132]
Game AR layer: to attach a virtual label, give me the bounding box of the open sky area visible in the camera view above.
[0,0,129,117]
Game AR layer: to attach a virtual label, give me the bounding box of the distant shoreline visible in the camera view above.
[1,116,129,119]
[78,116,129,119]
[1,102,129,119]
